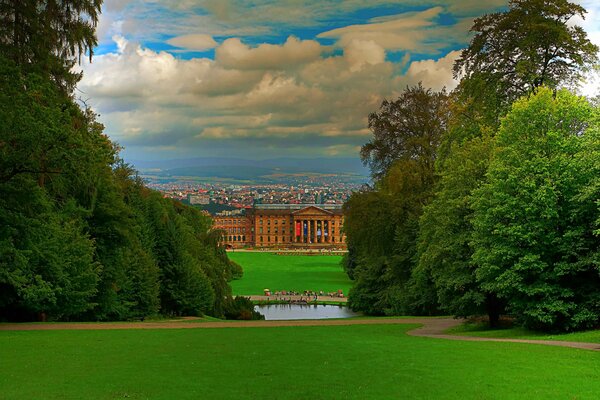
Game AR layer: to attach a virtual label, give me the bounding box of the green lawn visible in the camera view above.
[228,252,352,295]
[447,321,600,343]
[1,323,600,399]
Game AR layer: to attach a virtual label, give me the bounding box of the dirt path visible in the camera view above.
[407,319,600,351]
[1,317,599,352]
[0,317,431,331]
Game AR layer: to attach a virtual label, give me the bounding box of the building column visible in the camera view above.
[316,219,320,243]
[303,219,307,243]
[312,219,317,244]
[293,219,296,243]
[319,219,324,243]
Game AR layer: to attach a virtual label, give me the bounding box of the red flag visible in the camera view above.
[295,221,301,236]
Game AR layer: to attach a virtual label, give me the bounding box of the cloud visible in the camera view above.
[216,36,323,70]
[318,7,442,51]
[81,1,600,161]
[79,34,411,158]
[344,40,386,71]
[166,34,217,51]
[571,0,600,97]
[403,50,461,91]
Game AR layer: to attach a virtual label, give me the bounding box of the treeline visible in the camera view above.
[344,0,600,332]
[0,1,246,322]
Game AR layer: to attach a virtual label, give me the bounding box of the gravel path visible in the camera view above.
[408,319,600,351]
[1,317,599,352]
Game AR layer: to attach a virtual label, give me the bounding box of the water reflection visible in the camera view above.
[255,304,359,320]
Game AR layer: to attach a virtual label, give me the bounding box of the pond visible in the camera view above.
[255,304,360,320]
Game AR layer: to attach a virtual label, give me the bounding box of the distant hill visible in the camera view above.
[129,157,370,184]
[130,157,368,174]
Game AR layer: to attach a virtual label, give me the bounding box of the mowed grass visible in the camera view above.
[448,321,600,343]
[228,252,352,295]
[1,324,600,399]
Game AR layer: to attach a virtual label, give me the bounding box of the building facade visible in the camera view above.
[212,214,254,247]
[213,204,346,249]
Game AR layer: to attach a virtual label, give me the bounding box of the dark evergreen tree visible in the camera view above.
[0,1,242,322]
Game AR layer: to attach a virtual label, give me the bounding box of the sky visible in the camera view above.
[77,0,600,163]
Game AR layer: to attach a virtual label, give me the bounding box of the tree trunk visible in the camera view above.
[486,293,502,328]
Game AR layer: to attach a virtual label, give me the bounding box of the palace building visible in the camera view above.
[213,204,346,249]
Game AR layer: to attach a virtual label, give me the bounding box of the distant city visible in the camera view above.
[147,178,361,216]
[135,156,368,215]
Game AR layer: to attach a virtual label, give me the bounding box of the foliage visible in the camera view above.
[222,296,264,320]
[229,261,244,280]
[0,0,102,91]
[346,85,449,315]
[416,133,506,324]
[360,83,449,180]
[454,0,598,115]
[345,0,600,331]
[0,0,238,321]
[471,88,600,331]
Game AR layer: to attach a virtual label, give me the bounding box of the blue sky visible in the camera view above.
[78,0,600,163]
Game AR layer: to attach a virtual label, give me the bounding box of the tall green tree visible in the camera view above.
[0,0,102,90]
[0,184,99,321]
[343,189,397,314]
[345,85,449,314]
[0,0,242,322]
[472,88,600,331]
[417,0,599,326]
[416,133,503,323]
[454,0,598,122]
[360,83,449,180]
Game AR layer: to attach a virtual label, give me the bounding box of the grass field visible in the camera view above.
[448,321,600,343]
[228,252,352,295]
[1,323,600,399]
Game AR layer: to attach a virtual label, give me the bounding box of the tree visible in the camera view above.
[345,85,449,315]
[0,1,240,322]
[415,0,600,327]
[0,0,102,90]
[0,181,99,321]
[454,0,598,119]
[472,88,600,331]
[416,134,504,324]
[344,188,397,314]
[360,83,449,179]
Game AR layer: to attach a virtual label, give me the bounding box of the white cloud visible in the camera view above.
[166,34,217,51]
[216,36,323,70]
[403,50,461,91]
[572,0,600,97]
[81,1,600,160]
[318,7,442,51]
[79,34,412,156]
[344,40,386,71]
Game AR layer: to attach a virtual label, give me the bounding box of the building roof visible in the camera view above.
[251,203,343,216]
[254,203,342,210]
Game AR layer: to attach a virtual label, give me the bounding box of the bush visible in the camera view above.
[229,261,243,280]
[223,296,264,320]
